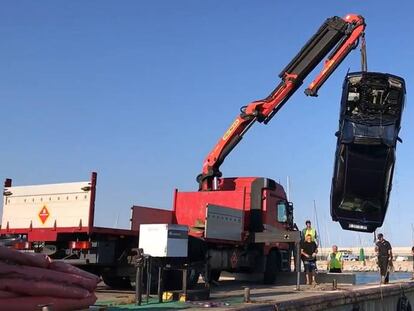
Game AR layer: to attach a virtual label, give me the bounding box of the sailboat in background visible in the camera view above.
[313,200,323,257]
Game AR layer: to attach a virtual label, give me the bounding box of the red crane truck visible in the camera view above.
[172,13,366,284]
[1,14,366,287]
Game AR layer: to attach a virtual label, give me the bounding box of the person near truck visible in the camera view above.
[375,233,393,284]
[302,220,318,245]
[326,245,343,273]
[411,246,414,280]
[301,233,318,285]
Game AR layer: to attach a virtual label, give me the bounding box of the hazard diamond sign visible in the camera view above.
[230,251,238,268]
[39,205,50,224]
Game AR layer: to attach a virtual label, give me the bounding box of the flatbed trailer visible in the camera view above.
[0,173,143,288]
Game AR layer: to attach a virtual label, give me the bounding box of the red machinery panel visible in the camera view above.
[130,205,173,231]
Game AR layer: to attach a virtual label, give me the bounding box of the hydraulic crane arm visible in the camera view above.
[198,14,366,190]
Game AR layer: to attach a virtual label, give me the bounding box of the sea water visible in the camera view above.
[355,272,412,284]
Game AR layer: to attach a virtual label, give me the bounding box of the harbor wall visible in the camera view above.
[276,281,414,311]
[238,280,414,311]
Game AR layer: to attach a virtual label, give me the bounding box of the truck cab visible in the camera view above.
[173,177,297,283]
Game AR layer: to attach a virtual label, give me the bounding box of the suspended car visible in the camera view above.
[331,72,406,232]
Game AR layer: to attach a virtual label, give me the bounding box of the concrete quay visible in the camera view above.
[94,277,414,311]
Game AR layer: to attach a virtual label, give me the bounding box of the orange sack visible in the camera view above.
[49,261,100,282]
[0,278,91,299]
[0,246,50,268]
[0,290,21,298]
[0,262,97,291]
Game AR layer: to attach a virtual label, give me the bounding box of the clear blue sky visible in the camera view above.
[1,1,413,247]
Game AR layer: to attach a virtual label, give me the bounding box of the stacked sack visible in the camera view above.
[0,246,100,311]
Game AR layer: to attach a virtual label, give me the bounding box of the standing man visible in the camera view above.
[301,234,318,285]
[375,233,393,284]
[326,245,343,273]
[411,246,414,280]
[302,220,318,245]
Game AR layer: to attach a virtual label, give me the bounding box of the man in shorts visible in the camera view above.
[375,233,393,284]
[301,233,318,285]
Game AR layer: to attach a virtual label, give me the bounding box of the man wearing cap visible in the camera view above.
[375,233,393,284]
[302,220,318,245]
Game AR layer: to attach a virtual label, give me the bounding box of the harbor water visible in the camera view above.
[355,271,411,284]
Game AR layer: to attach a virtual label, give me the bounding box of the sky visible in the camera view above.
[0,1,413,247]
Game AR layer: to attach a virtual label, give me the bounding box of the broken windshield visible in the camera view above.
[343,74,404,125]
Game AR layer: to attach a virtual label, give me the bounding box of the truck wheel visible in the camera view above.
[210,270,221,282]
[201,269,221,284]
[188,269,201,287]
[102,274,132,289]
[164,269,200,290]
[142,272,159,294]
[263,250,280,284]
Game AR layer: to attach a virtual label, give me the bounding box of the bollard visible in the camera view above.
[332,278,337,290]
[135,248,144,305]
[182,266,188,301]
[295,242,301,291]
[157,266,163,303]
[244,287,251,303]
[146,256,151,303]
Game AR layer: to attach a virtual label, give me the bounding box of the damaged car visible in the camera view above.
[331,72,406,232]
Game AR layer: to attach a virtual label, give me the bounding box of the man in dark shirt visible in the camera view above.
[412,246,414,280]
[375,233,393,284]
[300,234,318,285]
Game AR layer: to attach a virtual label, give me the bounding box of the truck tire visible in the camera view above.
[163,269,200,290]
[188,269,201,287]
[210,269,221,282]
[142,272,158,294]
[102,274,132,289]
[263,250,281,284]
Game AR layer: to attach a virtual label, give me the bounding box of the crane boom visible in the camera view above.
[197,14,366,190]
